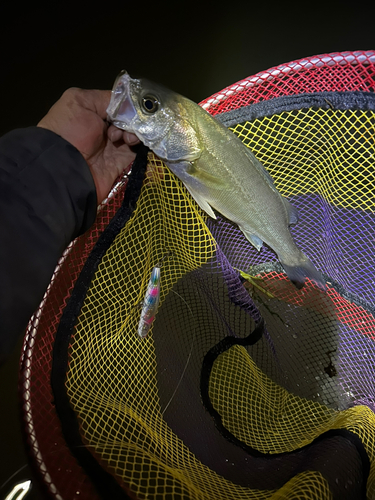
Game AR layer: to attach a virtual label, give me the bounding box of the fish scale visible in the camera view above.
[107,71,326,291]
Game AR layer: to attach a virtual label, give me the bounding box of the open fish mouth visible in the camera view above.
[106,70,137,131]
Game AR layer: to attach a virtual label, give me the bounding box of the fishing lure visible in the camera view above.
[138,254,171,338]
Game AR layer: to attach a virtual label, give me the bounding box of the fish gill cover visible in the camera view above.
[18,51,375,500]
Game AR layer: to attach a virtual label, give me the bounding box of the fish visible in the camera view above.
[107,71,326,291]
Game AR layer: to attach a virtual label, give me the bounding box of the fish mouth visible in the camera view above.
[106,70,138,132]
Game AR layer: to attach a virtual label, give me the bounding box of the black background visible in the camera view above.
[0,2,374,498]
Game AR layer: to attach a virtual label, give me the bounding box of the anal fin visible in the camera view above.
[241,228,263,251]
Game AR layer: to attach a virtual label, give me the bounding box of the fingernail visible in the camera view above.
[109,128,123,142]
[125,132,140,145]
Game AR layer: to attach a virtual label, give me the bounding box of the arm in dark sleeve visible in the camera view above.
[0,127,97,364]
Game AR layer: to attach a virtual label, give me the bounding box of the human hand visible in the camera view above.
[37,88,140,204]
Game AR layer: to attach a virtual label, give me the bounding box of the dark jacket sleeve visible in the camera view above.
[0,127,97,364]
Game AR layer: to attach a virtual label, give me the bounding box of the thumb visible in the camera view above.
[78,89,112,120]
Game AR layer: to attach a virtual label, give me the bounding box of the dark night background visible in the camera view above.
[0,1,374,498]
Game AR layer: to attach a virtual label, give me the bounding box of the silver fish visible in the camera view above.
[107,71,325,290]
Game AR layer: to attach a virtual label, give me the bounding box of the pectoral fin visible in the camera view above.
[166,160,221,218]
[186,162,228,190]
[183,185,217,218]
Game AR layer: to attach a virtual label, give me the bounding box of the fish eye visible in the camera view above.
[141,95,159,114]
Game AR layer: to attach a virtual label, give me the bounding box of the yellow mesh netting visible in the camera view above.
[63,104,375,499]
[233,109,375,211]
[210,344,375,495]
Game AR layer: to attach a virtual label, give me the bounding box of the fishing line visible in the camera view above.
[2,294,196,494]
[161,288,197,417]
[1,467,30,493]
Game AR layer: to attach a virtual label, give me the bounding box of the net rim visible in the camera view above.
[200,50,375,110]
[18,50,375,500]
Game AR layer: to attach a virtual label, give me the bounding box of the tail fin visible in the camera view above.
[280,254,326,291]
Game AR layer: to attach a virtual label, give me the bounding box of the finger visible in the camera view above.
[123,131,140,145]
[77,89,112,119]
[93,90,112,119]
[107,125,124,142]
[107,125,140,145]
